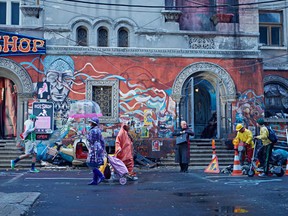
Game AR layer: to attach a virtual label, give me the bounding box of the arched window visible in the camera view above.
[97,27,108,47]
[264,82,288,118]
[118,27,129,47]
[76,26,88,46]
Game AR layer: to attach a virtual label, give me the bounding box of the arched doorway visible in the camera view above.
[172,62,237,139]
[180,75,217,138]
[0,78,17,139]
[0,57,34,140]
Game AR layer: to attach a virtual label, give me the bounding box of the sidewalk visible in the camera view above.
[0,192,40,216]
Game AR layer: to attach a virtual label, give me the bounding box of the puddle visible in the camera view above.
[214,206,248,214]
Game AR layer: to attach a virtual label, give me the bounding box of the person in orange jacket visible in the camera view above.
[234,123,255,165]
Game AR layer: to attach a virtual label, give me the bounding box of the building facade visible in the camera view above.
[0,0,287,158]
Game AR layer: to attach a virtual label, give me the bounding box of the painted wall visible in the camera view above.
[9,55,270,157]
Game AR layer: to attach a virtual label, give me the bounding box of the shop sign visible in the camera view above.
[36,134,50,140]
[33,102,54,134]
[0,31,46,56]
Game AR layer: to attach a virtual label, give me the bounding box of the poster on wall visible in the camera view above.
[37,82,50,100]
[141,127,149,138]
[32,102,54,135]
[144,109,153,126]
[152,140,162,151]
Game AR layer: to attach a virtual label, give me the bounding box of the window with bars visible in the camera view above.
[97,27,108,47]
[92,86,112,117]
[118,27,129,47]
[77,26,88,46]
[86,80,119,123]
[0,0,20,25]
[259,11,283,46]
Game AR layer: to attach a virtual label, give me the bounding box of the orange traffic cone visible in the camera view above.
[285,158,288,176]
[231,146,242,176]
[204,139,220,173]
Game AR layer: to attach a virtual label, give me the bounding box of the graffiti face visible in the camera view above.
[46,69,74,102]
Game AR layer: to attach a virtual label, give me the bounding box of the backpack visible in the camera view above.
[266,126,278,143]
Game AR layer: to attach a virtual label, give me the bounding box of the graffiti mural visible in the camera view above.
[233,89,264,132]
[20,56,176,138]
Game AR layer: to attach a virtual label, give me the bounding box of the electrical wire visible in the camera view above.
[61,0,287,9]
[23,0,288,16]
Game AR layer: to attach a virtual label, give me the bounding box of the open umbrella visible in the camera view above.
[68,99,102,119]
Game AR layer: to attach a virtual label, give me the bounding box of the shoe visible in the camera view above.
[88,180,98,185]
[10,160,15,169]
[258,173,267,177]
[127,175,138,181]
[40,161,48,166]
[29,168,40,173]
[128,171,137,177]
[97,176,105,184]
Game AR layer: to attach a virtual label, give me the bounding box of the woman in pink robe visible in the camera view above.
[115,123,136,178]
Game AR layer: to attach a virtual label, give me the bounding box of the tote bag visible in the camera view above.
[176,133,186,145]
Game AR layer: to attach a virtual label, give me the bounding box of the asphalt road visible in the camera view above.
[1,166,288,216]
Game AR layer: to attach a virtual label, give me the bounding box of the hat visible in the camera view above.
[257,118,265,125]
[29,114,38,120]
[88,117,99,125]
[235,123,243,131]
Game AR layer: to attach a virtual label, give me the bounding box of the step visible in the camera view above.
[159,139,235,169]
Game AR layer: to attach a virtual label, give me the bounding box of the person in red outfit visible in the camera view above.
[115,122,138,180]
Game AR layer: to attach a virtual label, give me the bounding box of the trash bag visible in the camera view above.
[36,142,48,161]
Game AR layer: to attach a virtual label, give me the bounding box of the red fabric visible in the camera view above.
[123,158,134,174]
[76,144,87,159]
[3,79,17,137]
[115,124,134,170]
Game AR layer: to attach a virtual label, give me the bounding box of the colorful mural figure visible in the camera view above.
[234,89,264,130]
[43,56,75,128]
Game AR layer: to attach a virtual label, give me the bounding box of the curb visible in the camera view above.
[0,192,40,216]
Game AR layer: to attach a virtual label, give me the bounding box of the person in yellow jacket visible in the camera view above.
[255,118,272,177]
[234,123,254,165]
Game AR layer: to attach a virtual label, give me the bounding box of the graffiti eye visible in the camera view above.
[63,75,74,83]
[47,74,58,82]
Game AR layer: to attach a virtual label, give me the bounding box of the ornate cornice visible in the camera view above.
[20,5,43,18]
[187,36,215,49]
[263,62,288,70]
[161,10,182,22]
[46,46,260,59]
